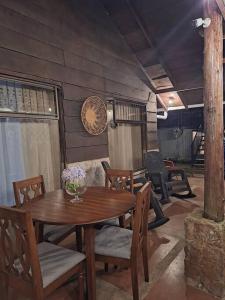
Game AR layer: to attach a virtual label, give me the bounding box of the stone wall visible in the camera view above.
[185,209,225,299]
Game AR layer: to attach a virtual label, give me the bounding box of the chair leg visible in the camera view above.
[2,275,9,300]
[104,263,109,272]
[142,238,149,282]
[76,226,83,252]
[78,272,84,300]
[131,260,139,300]
[119,216,125,228]
[35,222,44,243]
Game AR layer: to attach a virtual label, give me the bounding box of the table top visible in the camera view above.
[23,186,135,226]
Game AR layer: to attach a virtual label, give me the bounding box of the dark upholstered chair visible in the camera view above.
[0,206,85,300]
[95,182,151,300]
[144,151,195,203]
[13,176,77,245]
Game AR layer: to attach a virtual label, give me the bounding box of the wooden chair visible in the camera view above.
[0,206,85,300]
[95,182,151,300]
[101,161,170,230]
[105,168,134,228]
[13,176,78,245]
[102,161,146,194]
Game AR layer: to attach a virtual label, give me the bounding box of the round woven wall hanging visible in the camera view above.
[81,96,107,135]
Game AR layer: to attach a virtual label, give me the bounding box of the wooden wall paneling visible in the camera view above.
[104,80,148,102]
[0,0,153,165]
[146,101,157,113]
[148,112,157,123]
[64,116,84,132]
[0,4,64,48]
[0,1,149,91]
[0,47,147,101]
[66,145,109,163]
[0,25,65,65]
[62,84,103,101]
[58,88,67,169]
[146,93,158,150]
[64,51,150,92]
[65,131,108,148]
[0,0,136,65]
[63,100,83,117]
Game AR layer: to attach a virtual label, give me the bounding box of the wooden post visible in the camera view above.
[203,0,224,221]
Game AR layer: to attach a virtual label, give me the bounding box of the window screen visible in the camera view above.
[0,78,58,118]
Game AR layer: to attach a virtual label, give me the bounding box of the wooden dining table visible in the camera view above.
[22,186,135,300]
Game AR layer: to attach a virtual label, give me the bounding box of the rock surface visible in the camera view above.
[185,210,225,298]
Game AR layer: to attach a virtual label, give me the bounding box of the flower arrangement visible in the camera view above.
[62,166,86,202]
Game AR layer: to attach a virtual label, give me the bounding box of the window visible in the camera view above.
[107,100,146,170]
[0,78,58,118]
[0,77,60,206]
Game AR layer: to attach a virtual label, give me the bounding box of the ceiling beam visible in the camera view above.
[156,86,203,94]
[155,87,176,94]
[152,74,168,80]
[156,94,168,111]
[125,0,181,96]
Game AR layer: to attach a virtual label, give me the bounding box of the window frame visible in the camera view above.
[0,75,59,120]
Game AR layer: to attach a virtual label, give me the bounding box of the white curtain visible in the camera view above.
[0,119,60,206]
[108,124,143,170]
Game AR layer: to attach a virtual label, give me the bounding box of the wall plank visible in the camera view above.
[63,100,83,117]
[66,131,108,148]
[0,0,153,164]
[66,145,109,163]
[64,116,84,132]
[0,25,64,65]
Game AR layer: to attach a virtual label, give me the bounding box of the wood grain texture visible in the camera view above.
[146,93,158,150]
[65,131,108,148]
[22,186,135,226]
[95,182,151,300]
[0,0,152,164]
[66,145,108,163]
[0,25,64,65]
[0,205,85,300]
[21,185,134,300]
[203,0,224,221]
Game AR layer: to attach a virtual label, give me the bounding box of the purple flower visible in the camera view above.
[62,166,86,182]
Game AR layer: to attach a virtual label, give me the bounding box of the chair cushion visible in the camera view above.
[43,224,75,243]
[38,242,85,287]
[95,226,132,259]
[100,212,132,227]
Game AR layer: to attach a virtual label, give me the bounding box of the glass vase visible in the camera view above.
[65,178,87,203]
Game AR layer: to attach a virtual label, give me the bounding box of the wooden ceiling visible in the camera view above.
[100,0,210,109]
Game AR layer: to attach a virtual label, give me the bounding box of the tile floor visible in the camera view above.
[1,176,218,300]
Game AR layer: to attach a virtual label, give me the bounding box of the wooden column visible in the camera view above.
[204,0,224,221]
[146,92,159,151]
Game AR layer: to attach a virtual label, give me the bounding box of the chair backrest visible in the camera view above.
[0,206,43,297]
[13,175,46,207]
[105,169,134,193]
[101,161,111,173]
[144,151,168,179]
[131,182,151,257]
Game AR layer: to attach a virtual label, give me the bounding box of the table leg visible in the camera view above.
[84,225,96,300]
